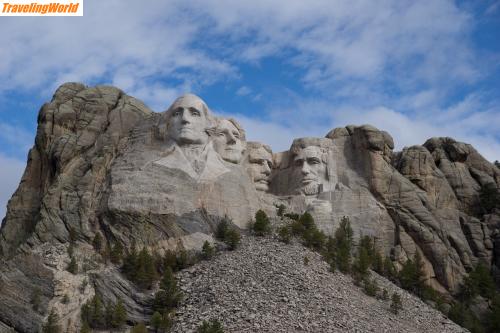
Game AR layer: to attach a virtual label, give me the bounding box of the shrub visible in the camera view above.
[150,311,163,333]
[225,228,241,250]
[277,226,291,244]
[252,210,271,236]
[362,277,379,297]
[284,213,300,221]
[42,310,61,333]
[381,288,389,301]
[275,204,286,217]
[303,228,326,251]
[216,217,230,241]
[202,241,215,260]
[198,319,224,333]
[131,323,148,333]
[122,246,158,289]
[390,293,402,314]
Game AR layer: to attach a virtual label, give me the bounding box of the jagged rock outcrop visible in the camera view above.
[0,83,498,332]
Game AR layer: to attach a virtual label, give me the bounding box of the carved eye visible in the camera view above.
[295,159,303,167]
[309,158,320,165]
[190,108,201,117]
[218,132,225,137]
[173,109,182,116]
[233,131,240,139]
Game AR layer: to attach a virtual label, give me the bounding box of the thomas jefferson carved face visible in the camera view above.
[246,144,273,191]
[292,145,328,196]
[167,94,210,145]
[212,119,245,164]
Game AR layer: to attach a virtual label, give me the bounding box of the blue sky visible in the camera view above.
[0,0,499,220]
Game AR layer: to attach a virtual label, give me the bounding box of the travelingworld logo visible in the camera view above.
[1,0,83,16]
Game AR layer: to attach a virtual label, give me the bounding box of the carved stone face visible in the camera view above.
[246,146,273,191]
[168,95,209,145]
[213,119,245,164]
[292,146,328,195]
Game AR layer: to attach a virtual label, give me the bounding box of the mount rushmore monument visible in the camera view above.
[0,83,499,332]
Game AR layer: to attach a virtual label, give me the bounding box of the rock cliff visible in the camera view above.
[0,83,498,332]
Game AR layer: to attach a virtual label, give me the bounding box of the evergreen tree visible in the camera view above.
[150,311,163,333]
[225,228,241,250]
[154,267,183,312]
[80,322,91,333]
[390,293,402,314]
[92,233,103,253]
[131,323,148,333]
[202,241,215,260]
[42,310,61,333]
[216,217,230,241]
[163,249,178,272]
[136,247,158,289]
[253,210,271,236]
[487,295,500,333]
[399,252,425,296]
[110,242,124,264]
[112,299,127,328]
[277,226,291,244]
[353,245,371,281]
[67,257,78,274]
[479,183,499,213]
[122,244,138,280]
[383,256,397,281]
[276,204,286,217]
[334,217,353,273]
[299,212,315,231]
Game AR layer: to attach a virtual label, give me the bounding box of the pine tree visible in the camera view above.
[390,293,402,314]
[299,212,315,230]
[150,311,163,333]
[202,241,215,260]
[225,228,241,250]
[112,299,127,328]
[216,217,230,240]
[334,217,353,273]
[276,204,286,217]
[80,322,91,333]
[253,209,271,236]
[42,310,61,333]
[110,242,124,264]
[92,233,103,252]
[154,267,183,312]
[131,323,148,333]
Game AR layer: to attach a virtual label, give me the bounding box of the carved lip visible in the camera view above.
[301,178,317,184]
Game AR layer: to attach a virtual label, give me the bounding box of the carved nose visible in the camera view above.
[301,163,310,175]
[263,162,271,175]
[227,133,236,144]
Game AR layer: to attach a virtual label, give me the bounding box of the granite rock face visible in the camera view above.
[0,83,498,332]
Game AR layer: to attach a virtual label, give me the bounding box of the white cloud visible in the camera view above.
[0,154,25,222]
[236,86,252,96]
[0,123,34,153]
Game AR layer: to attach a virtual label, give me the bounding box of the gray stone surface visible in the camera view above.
[0,83,498,332]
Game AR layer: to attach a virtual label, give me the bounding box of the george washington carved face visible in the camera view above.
[166,94,212,145]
